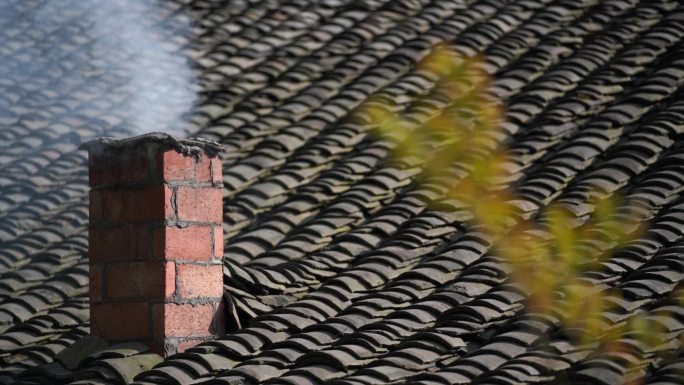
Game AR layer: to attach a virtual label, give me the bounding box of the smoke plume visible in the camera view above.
[0,0,196,138]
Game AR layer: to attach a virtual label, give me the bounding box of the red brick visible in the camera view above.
[89,148,151,186]
[213,226,224,259]
[136,225,153,260]
[101,190,127,222]
[161,226,214,261]
[165,262,177,298]
[89,225,145,263]
[210,158,223,185]
[162,150,212,182]
[88,153,106,187]
[101,185,172,223]
[151,226,166,261]
[119,147,151,184]
[91,302,150,340]
[177,264,223,298]
[105,261,173,299]
[152,302,224,338]
[89,265,103,303]
[90,191,104,222]
[175,187,223,223]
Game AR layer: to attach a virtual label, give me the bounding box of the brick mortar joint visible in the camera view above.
[89,220,222,228]
[162,297,224,305]
[93,297,223,305]
[90,180,222,190]
[173,260,223,265]
[96,260,222,266]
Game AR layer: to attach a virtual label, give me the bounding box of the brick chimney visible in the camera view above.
[80,133,225,357]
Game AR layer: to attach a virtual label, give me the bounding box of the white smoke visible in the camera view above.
[5,0,197,137]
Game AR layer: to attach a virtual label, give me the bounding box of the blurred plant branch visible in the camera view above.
[361,45,679,381]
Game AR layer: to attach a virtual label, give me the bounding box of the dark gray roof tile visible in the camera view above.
[3,0,684,383]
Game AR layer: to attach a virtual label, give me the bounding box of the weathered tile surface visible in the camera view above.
[0,0,684,384]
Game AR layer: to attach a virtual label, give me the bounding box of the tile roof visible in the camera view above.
[1,0,684,384]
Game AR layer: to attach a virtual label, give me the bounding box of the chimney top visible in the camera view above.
[79,132,225,158]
